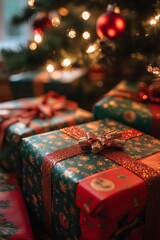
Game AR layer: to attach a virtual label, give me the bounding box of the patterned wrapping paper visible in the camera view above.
[20,118,160,240]
[0,167,34,239]
[93,80,160,138]
[9,68,87,99]
[0,96,92,174]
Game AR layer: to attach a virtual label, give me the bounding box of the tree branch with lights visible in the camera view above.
[1,0,160,82]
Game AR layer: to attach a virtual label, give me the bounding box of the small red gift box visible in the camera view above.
[0,170,34,239]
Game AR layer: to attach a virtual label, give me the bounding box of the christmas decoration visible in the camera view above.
[1,0,160,84]
[32,14,52,33]
[96,5,126,39]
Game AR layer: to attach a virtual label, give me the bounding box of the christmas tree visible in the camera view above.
[1,0,160,82]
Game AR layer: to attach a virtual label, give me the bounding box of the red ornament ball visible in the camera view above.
[33,16,52,32]
[96,12,126,39]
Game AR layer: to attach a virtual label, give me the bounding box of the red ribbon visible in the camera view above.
[41,126,144,234]
[108,82,160,104]
[0,91,78,148]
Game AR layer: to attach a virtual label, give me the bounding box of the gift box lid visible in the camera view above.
[76,166,147,220]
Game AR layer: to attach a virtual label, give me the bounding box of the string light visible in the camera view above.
[81,11,91,20]
[67,29,76,38]
[46,64,55,73]
[28,0,35,7]
[58,8,69,16]
[29,42,37,50]
[34,33,43,43]
[150,14,160,25]
[62,58,71,67]
[51,16,61,27]
[82,31,90,39]
[86,45,96,54]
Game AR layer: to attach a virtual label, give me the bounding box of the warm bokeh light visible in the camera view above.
[150,19,157,25]
[29,42,37,50]
[62,58,71,67]
[68,29,76,38]
[82,11,91,20]
[115,18,125,30]
[28,0,35,7]
[52,16,61,27]
[58,7,69,16]
[107,29,116,38]
[86,45,96,54]
[34,33,43,43]
[46,64,55,73]
[82,31,90,39]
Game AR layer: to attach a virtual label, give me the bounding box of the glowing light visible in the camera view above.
[114,7,120,14]
[115,18,125,30]
[68,29,76,38]
[46,64,55,73]
[155,15,160,21]
[52,16,61,27]
[86,45,96,54]
[82,31,90,39]
[29,42,37,50]
[58,8,69,16]
[82,11,91,20]
[28,0,35,7]
[34,33,42,43]
[107,29,116,38]
[150,19,156,25]
[62,58,71,67]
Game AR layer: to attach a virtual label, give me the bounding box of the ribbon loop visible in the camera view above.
[78,130,125,153]
[0,91,78,148]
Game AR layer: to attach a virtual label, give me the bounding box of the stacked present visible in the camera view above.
[0,91,92,175]
[20,118,160,240]
[1,75,160,240]
[94,80,160,139]
[9,68,87,100]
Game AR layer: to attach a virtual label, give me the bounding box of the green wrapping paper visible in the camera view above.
[9,68,87,99]
[0,95,92,174]
[93,80,160,138]
[20,118,160,240]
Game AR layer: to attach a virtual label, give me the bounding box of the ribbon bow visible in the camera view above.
[78,130,125,153]
[136,82,160,104]
[0,91,78,147]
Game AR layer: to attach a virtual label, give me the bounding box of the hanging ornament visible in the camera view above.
[96,5,126,39]
[32,14,52,33]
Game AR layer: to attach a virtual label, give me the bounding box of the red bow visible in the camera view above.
[0,91,78,147]
[108,82,160,104]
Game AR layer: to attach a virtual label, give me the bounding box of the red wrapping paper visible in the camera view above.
[76,166,147,240]
[0,172,34,239]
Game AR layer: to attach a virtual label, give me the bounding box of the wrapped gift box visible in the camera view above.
[93,80,160,139]
[0,167,34,239]
[9,68,87,100]
[0,92,92,174]
[21,118,160,240]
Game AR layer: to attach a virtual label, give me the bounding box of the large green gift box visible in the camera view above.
[93,80,160,139]
[21,118,160,240]
[0,93,92,174]
[9,68,87,100]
